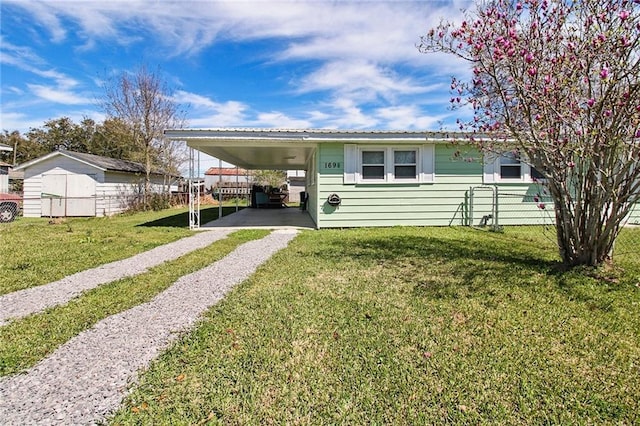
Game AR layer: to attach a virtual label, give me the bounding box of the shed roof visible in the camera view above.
[14,150,167,176]
[0,143,13,152]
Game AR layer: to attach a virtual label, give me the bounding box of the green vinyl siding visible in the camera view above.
[626,203,640,225]
[315,143,557,228]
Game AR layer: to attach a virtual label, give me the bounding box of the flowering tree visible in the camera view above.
[419,0,640,267]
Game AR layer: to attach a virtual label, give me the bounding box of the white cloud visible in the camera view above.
[27,84,93,105]
[7,1,470,62]
[0,109,104,133]
[254,112,312,129]
[298,60,438,103]
[176,91,249,127]
[374,105,446,130]
[0,112,41,133]
[322,98,379,129]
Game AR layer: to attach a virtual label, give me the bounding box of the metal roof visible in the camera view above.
[60,150,151,173]
[165,128,456,140]
[14,150,169,176]
[163,128,461,170]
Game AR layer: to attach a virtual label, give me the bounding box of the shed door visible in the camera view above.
[41,174,96,217]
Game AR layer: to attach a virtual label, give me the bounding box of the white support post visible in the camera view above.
[218,158,223,219]
[235,165,239,212]
[188,147,200,229]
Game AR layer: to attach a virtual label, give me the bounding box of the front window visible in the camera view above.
[362,150,385,180]
[394,150,417,179]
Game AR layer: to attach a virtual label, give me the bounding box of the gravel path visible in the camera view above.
[0,229,297,425]
[0,229,232,326]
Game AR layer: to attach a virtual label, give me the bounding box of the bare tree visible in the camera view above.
[100,65,186,201]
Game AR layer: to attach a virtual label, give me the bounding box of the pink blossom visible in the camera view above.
[537,203,546,210]
[516,2,523,10]
[604,110,612,117]
[524,52,534,63]
[600,67,609,79]
[635,130,640,138]
[619,10,630,21]
[528,67,537,76]
[587,98,595,107]
[568,161,575,168]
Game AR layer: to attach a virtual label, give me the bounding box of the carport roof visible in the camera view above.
[164,128,456,170]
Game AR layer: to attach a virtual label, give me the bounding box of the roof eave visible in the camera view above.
[164,128,459,143]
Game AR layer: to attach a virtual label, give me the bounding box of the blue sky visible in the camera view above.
[1,0,472,168]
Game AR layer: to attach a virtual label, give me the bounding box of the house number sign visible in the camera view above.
[323,162,342,169]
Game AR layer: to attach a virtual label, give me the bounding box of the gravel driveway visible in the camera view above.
[0,229,232,326]
[0,229,297,425]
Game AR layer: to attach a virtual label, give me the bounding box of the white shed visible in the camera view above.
[14,150,177,217]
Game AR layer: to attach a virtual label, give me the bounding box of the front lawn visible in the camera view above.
[110,226,640,424]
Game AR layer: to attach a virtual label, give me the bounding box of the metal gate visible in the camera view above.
[467,185,498,229]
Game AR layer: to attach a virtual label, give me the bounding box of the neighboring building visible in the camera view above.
[164,128,640,229]
[286,170,306,205]
[203,166,250,189]
[14,150,178,217]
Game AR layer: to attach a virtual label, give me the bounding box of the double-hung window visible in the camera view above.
[500,152,523,179]
[344,144,434,184]
[361,150,386,181]
[393,150,417,180]
[484,151,545,183]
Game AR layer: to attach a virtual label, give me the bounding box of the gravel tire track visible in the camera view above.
[0,229,232,326]
[0,229,297,425]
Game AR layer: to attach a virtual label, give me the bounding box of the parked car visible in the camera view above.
[0,193,21,222]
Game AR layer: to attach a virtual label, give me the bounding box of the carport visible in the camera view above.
[164,128,318,229]
[201,206,315,229]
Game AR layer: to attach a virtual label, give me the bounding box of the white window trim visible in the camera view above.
[483,152,540,184]
[344,144,435,184]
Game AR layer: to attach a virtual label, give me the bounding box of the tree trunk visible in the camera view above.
[551,182,625,267]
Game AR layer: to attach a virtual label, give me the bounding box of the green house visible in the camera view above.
[165,128,639,229]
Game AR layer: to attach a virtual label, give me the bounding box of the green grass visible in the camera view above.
[108,226,640,425]
[0,229,269,376]
[0,206,238,295]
